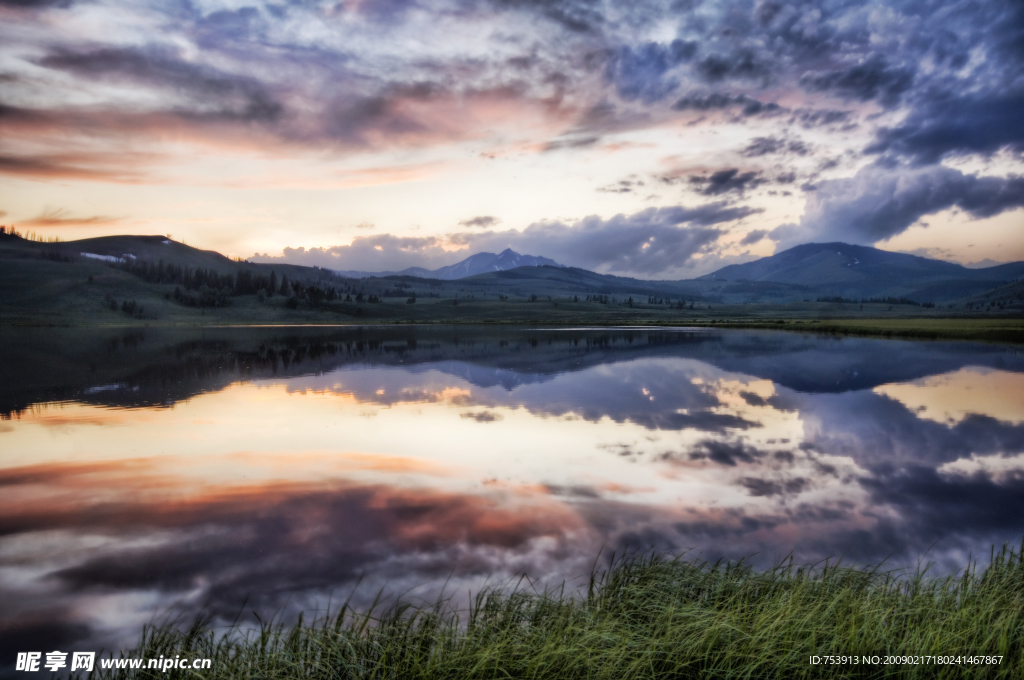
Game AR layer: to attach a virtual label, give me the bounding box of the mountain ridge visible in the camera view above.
[6,232,1023,306]
[334,248,563,280]
[698,242,1024,301]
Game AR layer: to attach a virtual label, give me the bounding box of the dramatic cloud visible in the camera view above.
[742,136,808,157]
[1,0,1022,264]
[800,55,915,108]
[771,165,1024,248]
[256,204,760,277]
[867,94,1024,164]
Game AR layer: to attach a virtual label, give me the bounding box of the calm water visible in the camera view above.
[2,326,1023,659]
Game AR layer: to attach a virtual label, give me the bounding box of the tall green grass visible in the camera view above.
[92,542,1024,679]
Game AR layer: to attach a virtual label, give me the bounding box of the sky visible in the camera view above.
[0,0,1022,278]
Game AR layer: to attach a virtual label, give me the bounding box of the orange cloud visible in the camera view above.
[0,153,150,183]
[18,208,123,228]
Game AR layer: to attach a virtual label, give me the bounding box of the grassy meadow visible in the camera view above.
[88,543,1024,679]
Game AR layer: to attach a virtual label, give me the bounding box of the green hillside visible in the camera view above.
[0,232,347,325]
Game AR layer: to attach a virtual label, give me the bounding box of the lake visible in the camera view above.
[2,325,1023,659]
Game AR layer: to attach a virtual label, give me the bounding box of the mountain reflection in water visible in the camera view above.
[1,326,1023,660]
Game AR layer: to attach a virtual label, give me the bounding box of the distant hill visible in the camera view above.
[334,248,563,280]
[450,264,815,304]
[701,242,1024,303]
[43,234,336,282]
[324,241,1024,304]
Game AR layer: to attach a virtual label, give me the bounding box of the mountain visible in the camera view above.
[701,242,1024,302]
[334,248,563,280]
[429,249,563,279]
[334,242,1024,303]
[5,231,1021,323]
[453,264,811,305]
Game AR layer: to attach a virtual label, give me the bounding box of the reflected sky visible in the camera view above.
[1,327,1023,663]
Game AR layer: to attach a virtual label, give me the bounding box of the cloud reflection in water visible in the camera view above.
[1,328,1023,659]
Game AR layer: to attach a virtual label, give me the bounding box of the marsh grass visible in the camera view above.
[92,543,1024,679]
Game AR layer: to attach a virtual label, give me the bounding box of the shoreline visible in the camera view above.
[3,316,1023,344]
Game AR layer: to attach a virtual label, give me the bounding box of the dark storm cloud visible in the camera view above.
[688,169,765,195]
[771,164,1024,247]
[800,55,914,108]
[867,93,1024,164]
[671,92,781,117]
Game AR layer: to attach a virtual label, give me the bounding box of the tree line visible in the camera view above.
[817,295,935,308]
[115,258,353,309]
